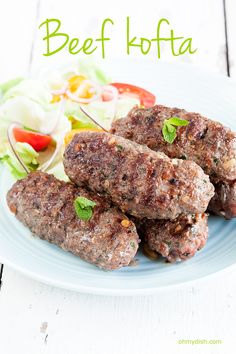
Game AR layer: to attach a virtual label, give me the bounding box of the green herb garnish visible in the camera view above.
[130,241,136,249]
[74,196,96,221]
[116,144,124,151]
[162,117,189,144]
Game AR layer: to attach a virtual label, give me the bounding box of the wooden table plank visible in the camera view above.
[225,0,236,77]
[0,0,39,286]
[0,0,39,81]
[0,267,235,354]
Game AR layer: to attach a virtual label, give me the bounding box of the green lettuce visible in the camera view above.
[0,61,139,181]
[65,97,139,130]
[75,60,111,85]
[15,142,39,167]
[2,79,52,106]
[0,80,70,180]
[0,155,27,179]
[0,77,23,101]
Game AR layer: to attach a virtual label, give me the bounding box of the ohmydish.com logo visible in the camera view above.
[177,338,223,345]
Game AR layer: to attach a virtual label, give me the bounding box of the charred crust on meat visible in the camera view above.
[169,178,178,185]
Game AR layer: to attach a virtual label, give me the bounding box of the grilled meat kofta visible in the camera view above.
[111,105,236,218]
[6,171,139,270]
[208,180,236,219]
[136,213,208,263]
[111,105,236,181]
[63,131,214,220]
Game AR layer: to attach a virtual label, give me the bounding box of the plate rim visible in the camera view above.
[1,253,236,296]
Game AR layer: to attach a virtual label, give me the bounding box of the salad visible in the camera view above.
[0,61,155,181]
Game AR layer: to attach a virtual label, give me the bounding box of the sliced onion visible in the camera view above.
[76,79,101,98]
[101,85,119,120]
[66,79,101,104]
[39,98,67,172]
[79,105,108,132]
[6,85,68,176]
[7,121,63,175]
[65,90,93,104]
[41,96,67,135]
[7,122,30,174]
[7,102,67,174]
[102,85,119,101]
[51,82,69,96]
[39,137,63,173]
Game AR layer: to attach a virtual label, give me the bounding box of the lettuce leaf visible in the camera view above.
[15,142,39,167]
[39,60,111,92]
[76,60,111,85]
[0,77,23,100]
[2,79,52,106]
[65,97,139,130]
[0,155,27,179]
[0,89,70,180]
[47,161,69,182]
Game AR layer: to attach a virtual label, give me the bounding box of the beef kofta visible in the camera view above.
[208,180,236,219]
[7,171,139,270]
[111,104,236,218]
[111,104,236,181]
[64,131,214,220]
[137,213,208,262]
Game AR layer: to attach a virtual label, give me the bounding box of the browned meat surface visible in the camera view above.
[64,132,214,220]
[6,171,139,270]
[136,213,208,262]
[208,181,236,219]
[111,105,236,182]
[111,104,236,218]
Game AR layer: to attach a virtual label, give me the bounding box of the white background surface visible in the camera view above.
[0,0,236,353]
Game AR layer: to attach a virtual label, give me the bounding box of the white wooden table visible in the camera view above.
[0,1,236,353]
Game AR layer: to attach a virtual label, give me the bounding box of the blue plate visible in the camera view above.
[0,60,236,295]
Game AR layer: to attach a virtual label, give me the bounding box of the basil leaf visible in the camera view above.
[162,117,189,144]
[162,122,176,144]
[166,117,189,126]
[76,196,96,209]
[166,122,175,133]
[74,196,96,221]
[75,205,93,221]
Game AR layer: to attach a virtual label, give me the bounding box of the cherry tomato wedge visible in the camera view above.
[110,83,156,108]
[13,128,52,152]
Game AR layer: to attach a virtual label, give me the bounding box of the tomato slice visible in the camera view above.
[110,83,156,108]
[13,128,52,152]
